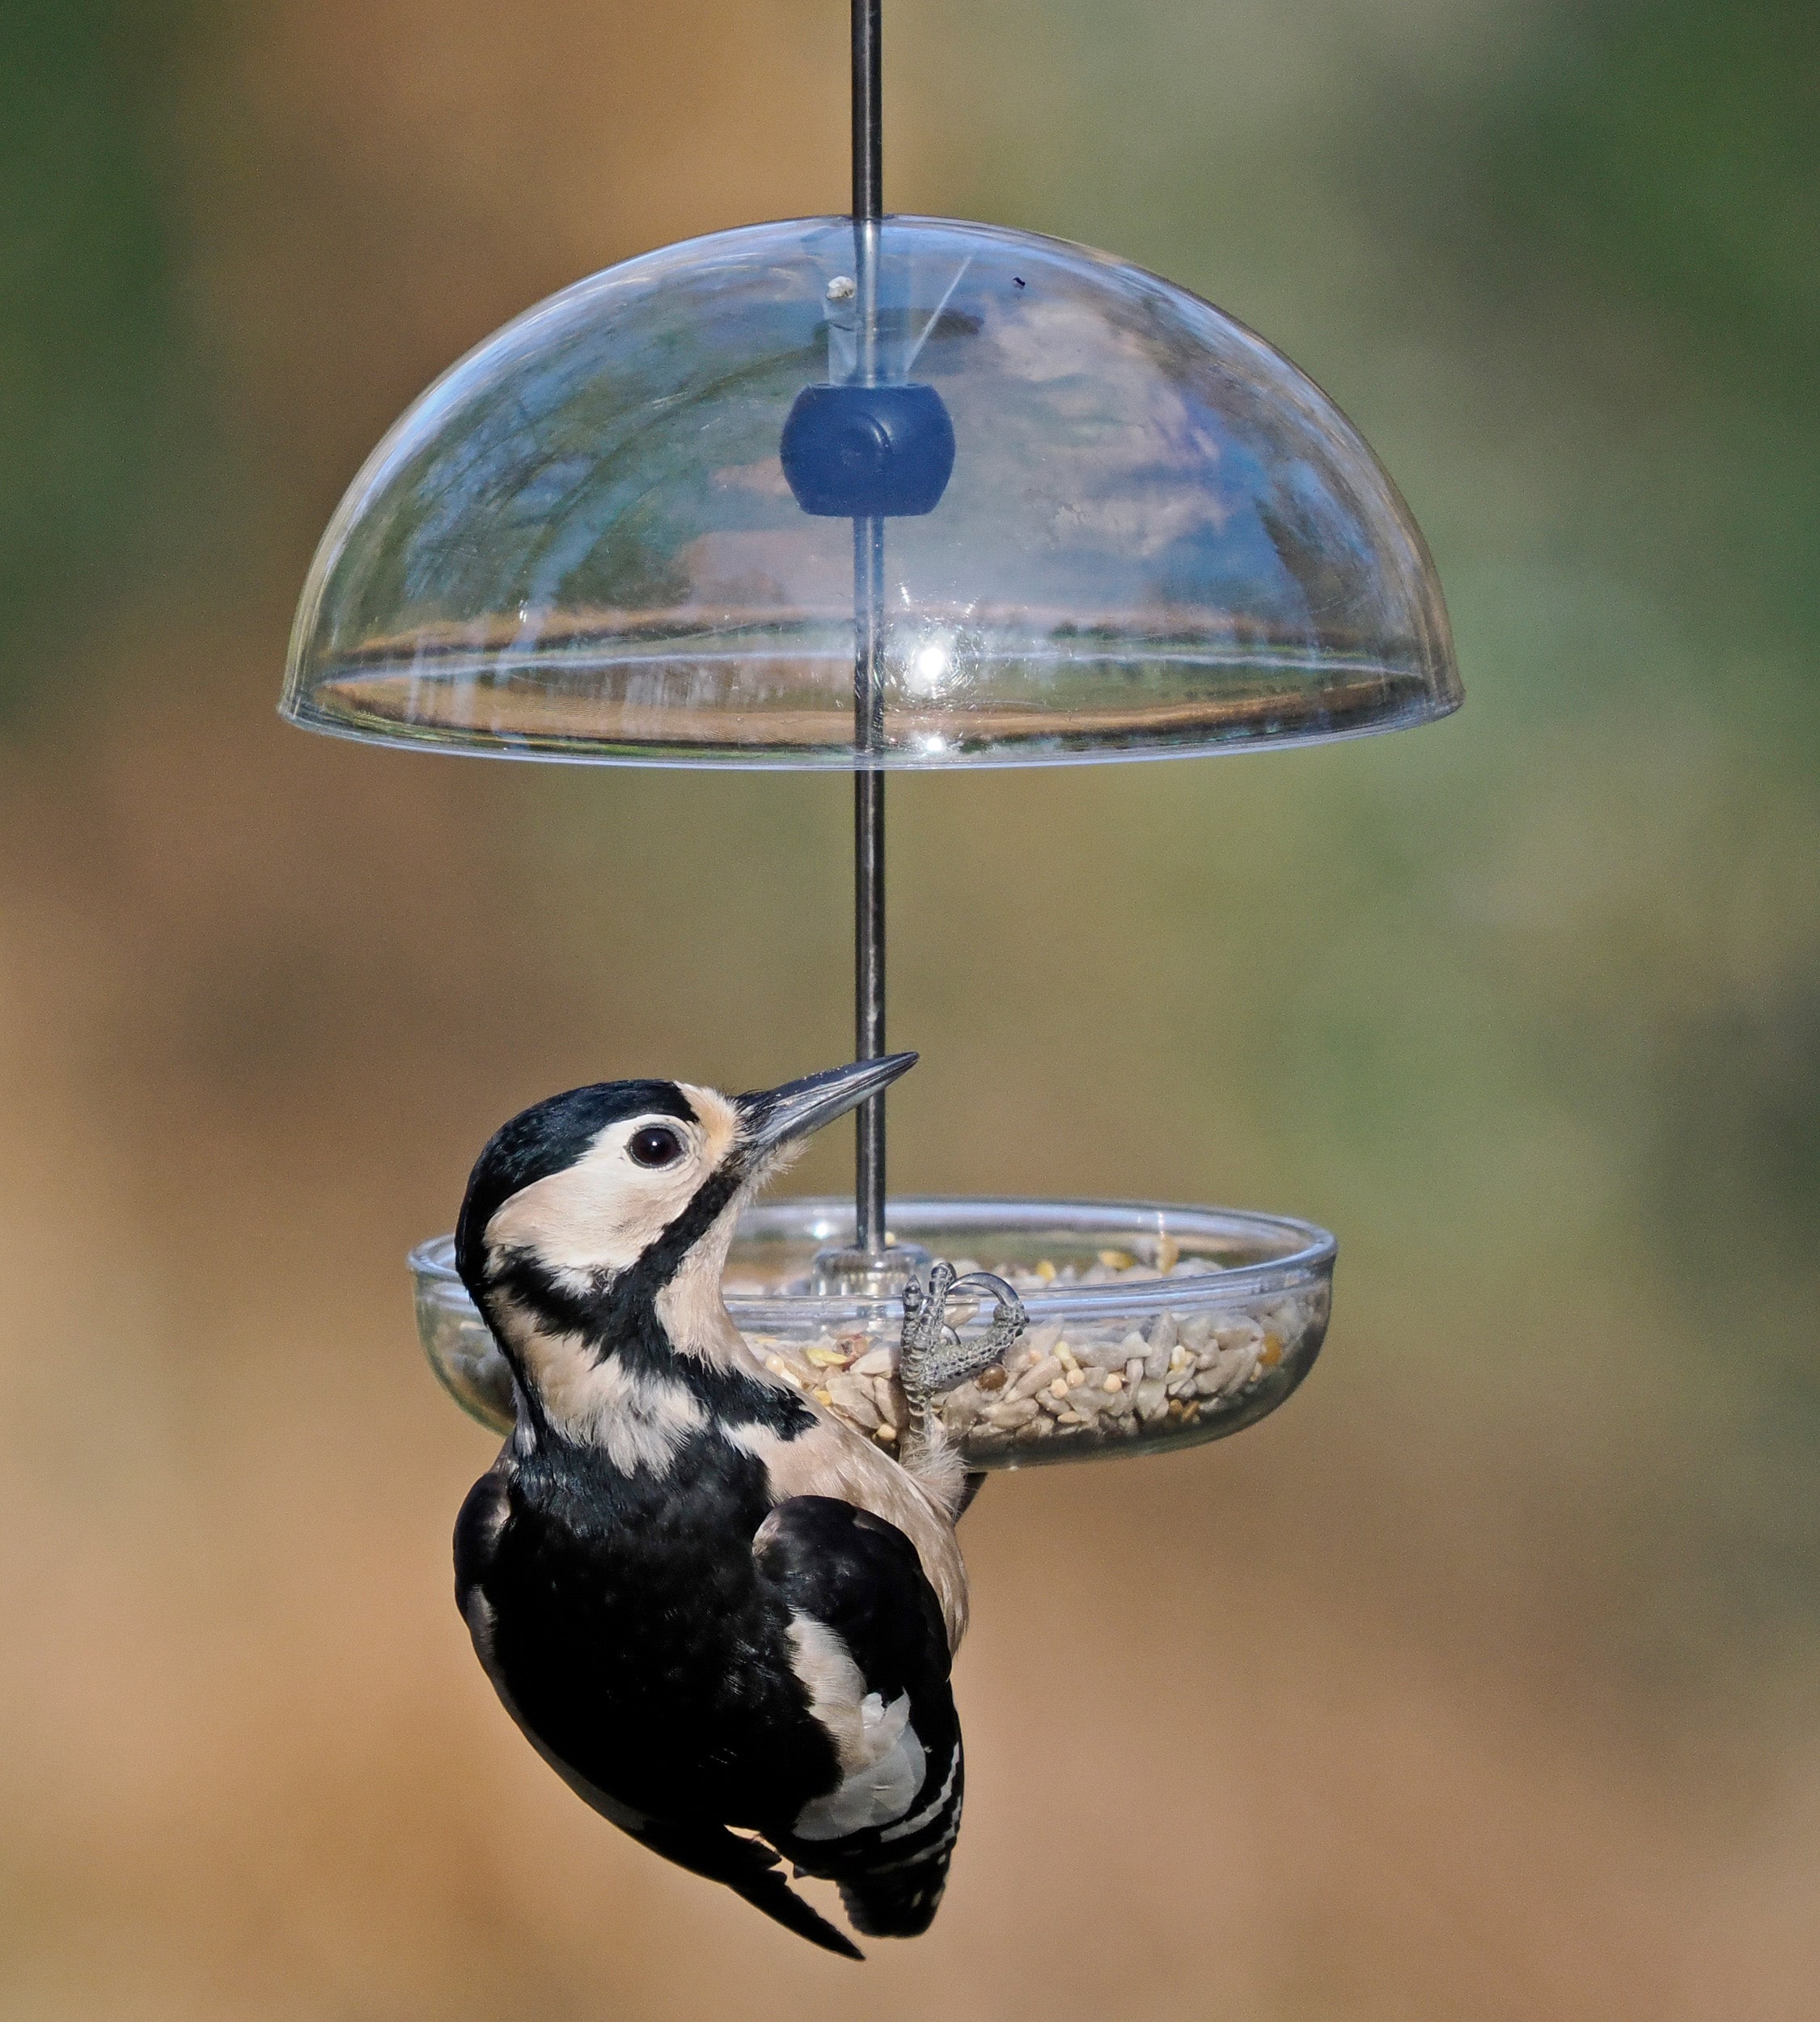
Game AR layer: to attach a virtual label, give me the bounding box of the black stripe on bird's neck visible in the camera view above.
[485,1161,813,1438]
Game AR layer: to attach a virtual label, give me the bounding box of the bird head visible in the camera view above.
[454,1055,917,1403]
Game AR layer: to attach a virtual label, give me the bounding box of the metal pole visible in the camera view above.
[852,0,887,1255]
[852,0,882,222]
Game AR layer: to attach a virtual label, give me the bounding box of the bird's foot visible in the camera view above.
[899,1262,1027,1419]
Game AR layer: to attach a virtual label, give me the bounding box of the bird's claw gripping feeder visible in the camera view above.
[283,2,1459,1471]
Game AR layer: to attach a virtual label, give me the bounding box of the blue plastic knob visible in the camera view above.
[780,382,956,518]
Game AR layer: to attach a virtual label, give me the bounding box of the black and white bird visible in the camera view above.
[451,1053,990,1960]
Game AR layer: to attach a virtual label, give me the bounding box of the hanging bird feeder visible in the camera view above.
[283,2,1458,1470]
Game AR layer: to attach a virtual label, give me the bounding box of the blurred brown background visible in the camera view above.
[4,2,1818,2016]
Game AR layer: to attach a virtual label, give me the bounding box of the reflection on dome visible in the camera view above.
[907,638,953,696]
[283,216,1459,768]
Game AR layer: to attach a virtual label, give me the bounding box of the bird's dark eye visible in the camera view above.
[629,1125,684,1168]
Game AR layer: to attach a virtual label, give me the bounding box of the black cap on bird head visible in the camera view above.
[454,1054,918,1307]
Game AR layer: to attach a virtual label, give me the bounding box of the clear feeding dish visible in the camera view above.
[412,1197,1334,1470]
[284,216,1458,768]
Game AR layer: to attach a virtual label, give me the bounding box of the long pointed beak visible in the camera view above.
[736,1052,918,1154]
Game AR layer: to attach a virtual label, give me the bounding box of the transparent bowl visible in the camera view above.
[285,216,1458,768]
[411,1197,1334,1470]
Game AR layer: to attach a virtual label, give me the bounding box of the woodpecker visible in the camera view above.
[451,1053,994,1960]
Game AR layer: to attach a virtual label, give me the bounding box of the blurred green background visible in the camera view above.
[2,2,1816,2016]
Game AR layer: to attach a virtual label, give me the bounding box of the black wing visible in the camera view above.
[753,1495,965,1940]
[455,1470,862,1961]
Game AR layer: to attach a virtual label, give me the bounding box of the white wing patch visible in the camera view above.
[785,1614,928,1842]
[878,1738,959,1842]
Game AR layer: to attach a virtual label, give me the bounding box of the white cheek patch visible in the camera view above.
[786,1612,927,1842]
[485,1085,751,1296]
[486,1108,722,1281]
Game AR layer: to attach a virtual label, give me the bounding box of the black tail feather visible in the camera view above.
[732,1864,865,1960]
[838,1865,948,1940]
[633,1817,863,1961]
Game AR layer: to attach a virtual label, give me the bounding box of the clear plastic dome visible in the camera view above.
[283,217,1458,768]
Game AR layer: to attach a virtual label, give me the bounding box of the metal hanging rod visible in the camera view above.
[851,0,888,1255]
[852,0,882,223]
